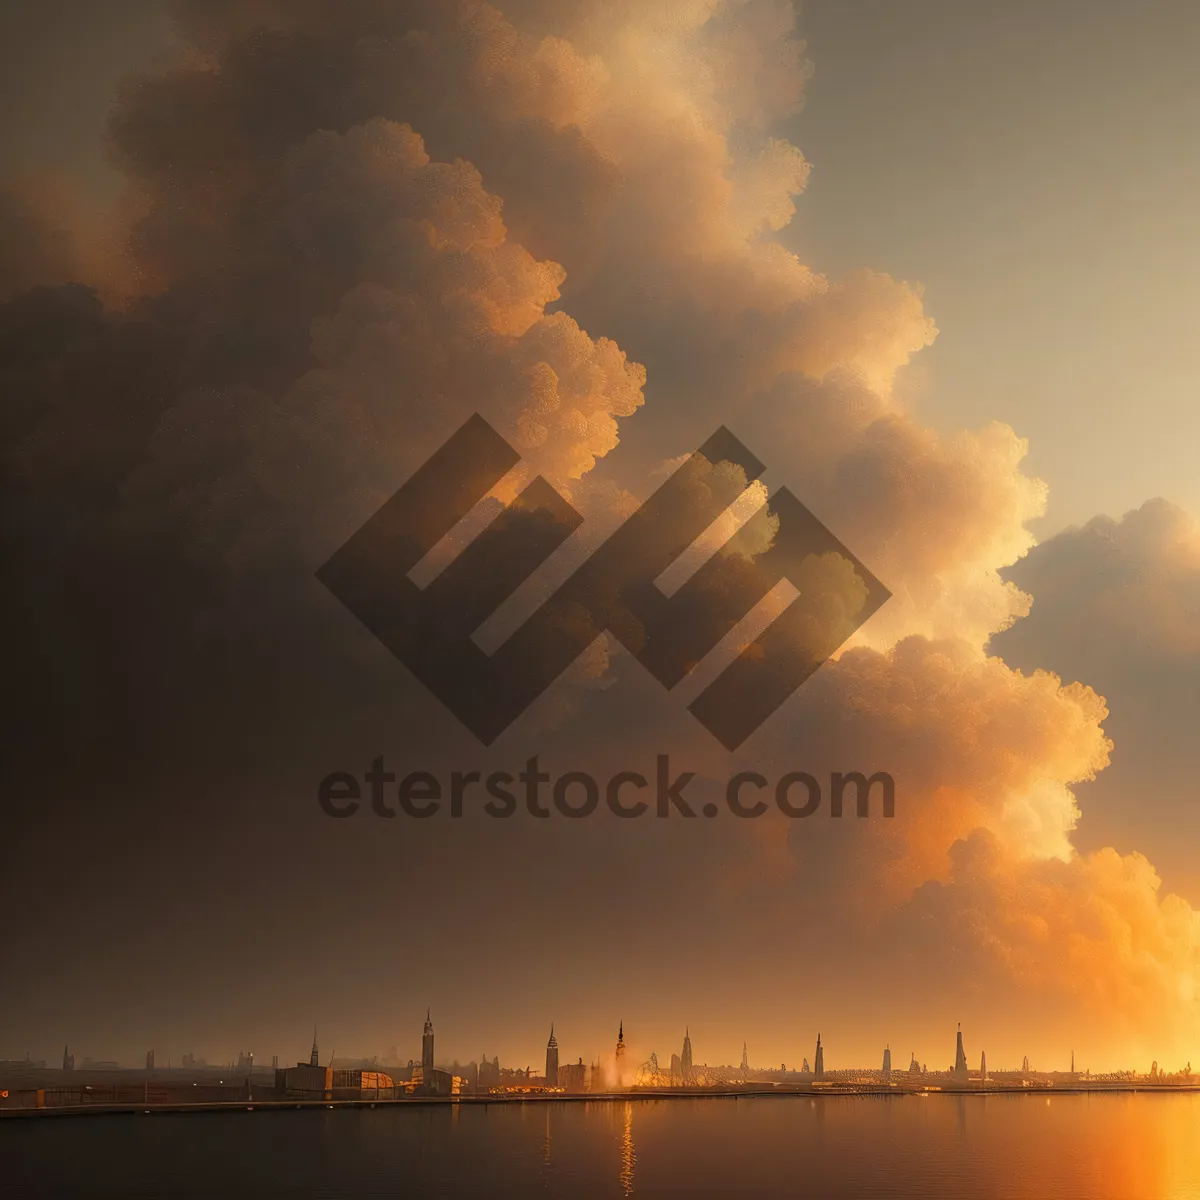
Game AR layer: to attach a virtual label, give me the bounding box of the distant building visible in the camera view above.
[615,1021,625,1067]
[980,1051,987,1084]
[1021,1055,1030,1074]
[560,1058,586,1092]
[802,1058,810,1073]
[275,1065,399,1100]
[670,1052,682,1085]
[814,1035,824,1081]
[333,1069,396,1098]
[953,1024,969,1082]
[478,1055,500,1090]
[882,1046,891,1078]
[545,1025,559,1087]
[448,1059,477,1091]
[426,1068,460,1096]
[908,1052,920,1075]
[62,1046,74,1072]
[146,1050,155,1071]
[681,1028,694,1084]
[405,1010,459,1096]
[1,1055,47,1069]
[310,1029,320,1068]
[278,1063,332,1099]
[741,1042,749,1073]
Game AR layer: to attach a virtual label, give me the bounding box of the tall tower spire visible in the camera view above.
[310,1027,319,1067]
[953,1023,968,1081]
[546,1023,559,1087]
[422,1008,435,1080]
[814,1034,825,1081]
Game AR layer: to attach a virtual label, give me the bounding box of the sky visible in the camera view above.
[789,0,1200,536]
[1,0,1198,1078]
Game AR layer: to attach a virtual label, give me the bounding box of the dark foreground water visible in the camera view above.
[5,1093,1200,1199]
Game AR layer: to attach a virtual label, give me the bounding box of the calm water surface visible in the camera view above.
[5,1093,1200,1199]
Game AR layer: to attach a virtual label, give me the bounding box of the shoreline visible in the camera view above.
[5,1084,1200,1119]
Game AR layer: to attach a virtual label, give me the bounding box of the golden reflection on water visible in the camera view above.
[619,1100,636,1196]
[602,1092,1200,1199]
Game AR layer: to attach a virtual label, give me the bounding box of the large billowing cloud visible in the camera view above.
[992,499,1200,904]
[3,0,1197,1067]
